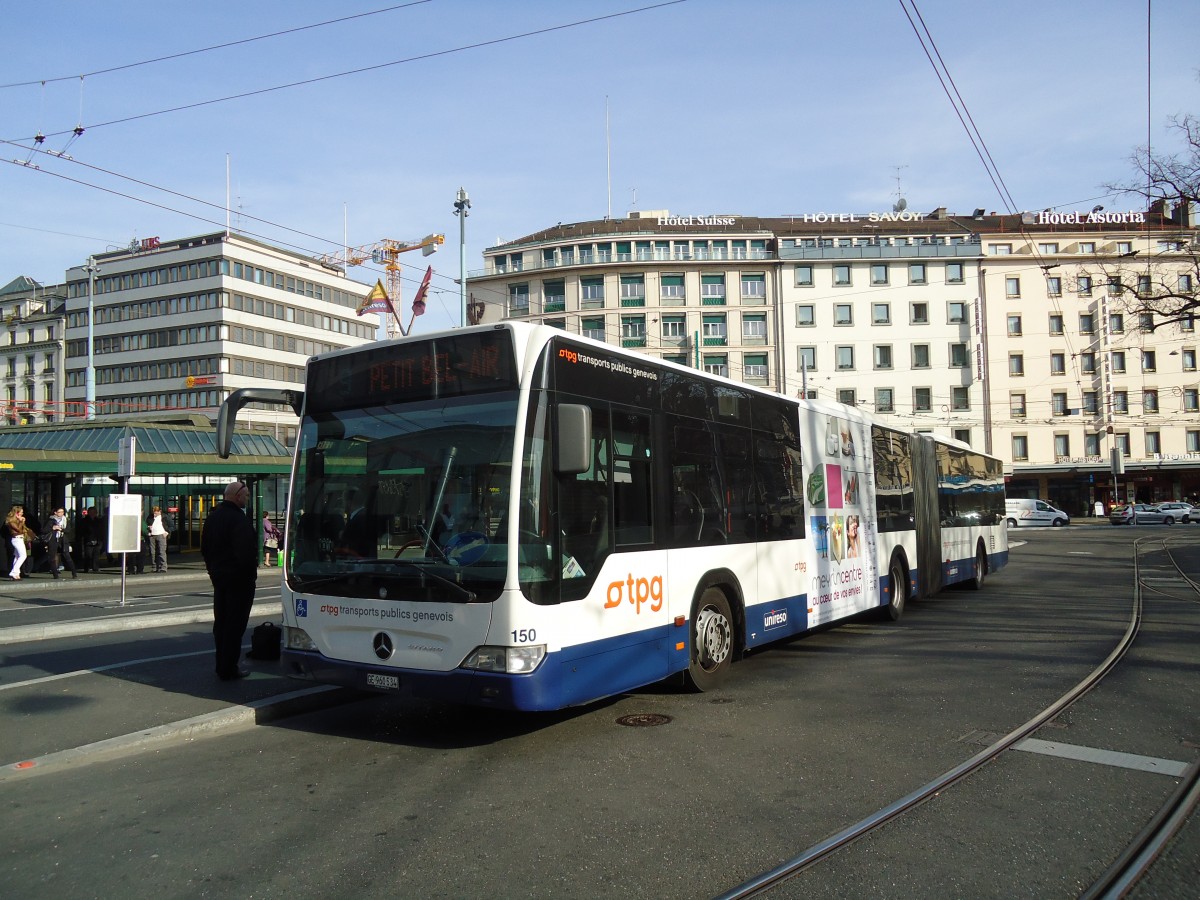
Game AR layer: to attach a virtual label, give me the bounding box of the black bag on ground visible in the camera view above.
[248,622,282,660]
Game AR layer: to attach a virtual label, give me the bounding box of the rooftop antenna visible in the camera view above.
[605,96,612,220]
[892,164,909,213]
[630,187,638,209]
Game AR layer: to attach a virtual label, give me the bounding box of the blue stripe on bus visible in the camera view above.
[743,594,808,648]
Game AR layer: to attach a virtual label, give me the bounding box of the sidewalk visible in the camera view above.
[0,550,280,591]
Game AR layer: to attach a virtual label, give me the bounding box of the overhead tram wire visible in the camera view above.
[0,2,434,89]
[4,1,689,143]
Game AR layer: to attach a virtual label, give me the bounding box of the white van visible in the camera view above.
[1005,498,1070,528]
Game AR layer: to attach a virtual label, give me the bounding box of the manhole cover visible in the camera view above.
[616,713,672,727]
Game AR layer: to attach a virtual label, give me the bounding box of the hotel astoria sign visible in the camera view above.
[1024,210,1146,225]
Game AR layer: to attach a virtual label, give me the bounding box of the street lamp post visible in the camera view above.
[453,187,470,327]
[85,255,98,420]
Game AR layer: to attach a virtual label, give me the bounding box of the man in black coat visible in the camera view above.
[200,481,258,681]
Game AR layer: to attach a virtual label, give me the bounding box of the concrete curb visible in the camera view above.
[0,601,284,646]
[1,683,362,782]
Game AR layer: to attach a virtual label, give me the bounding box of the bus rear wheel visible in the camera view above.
[969,546,987,590]
[685,588,734,691]
[884,558,907,620]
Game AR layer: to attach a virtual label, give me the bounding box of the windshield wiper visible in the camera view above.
[349,559,477,603]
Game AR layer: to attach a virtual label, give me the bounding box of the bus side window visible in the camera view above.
[612,410,653,547]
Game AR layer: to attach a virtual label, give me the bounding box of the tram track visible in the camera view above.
[715,534,1200,900]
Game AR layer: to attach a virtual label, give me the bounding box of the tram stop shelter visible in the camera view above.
[0,420,291,553]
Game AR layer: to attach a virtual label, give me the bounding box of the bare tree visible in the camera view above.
[1099,114,1199,329]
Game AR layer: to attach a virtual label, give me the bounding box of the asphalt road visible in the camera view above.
[0,528,1197,898]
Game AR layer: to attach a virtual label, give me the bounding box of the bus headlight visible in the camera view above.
[284,626,318,652]
[462,645,546,674]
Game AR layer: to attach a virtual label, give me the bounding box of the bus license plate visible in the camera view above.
[366,672,399,690]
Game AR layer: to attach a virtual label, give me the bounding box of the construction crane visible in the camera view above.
[320,234,444,336]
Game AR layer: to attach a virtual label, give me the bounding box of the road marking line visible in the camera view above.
[1013,738,1189,776]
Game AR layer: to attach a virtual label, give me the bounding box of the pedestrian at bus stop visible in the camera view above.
[201,481,258,681]
[261,511,282,566]
[42,507,78,579]
[5,505,29,580]
[146,505,174,573]
[79,508,102,573]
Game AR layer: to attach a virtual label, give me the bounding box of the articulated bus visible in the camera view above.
[217,322,1007,711]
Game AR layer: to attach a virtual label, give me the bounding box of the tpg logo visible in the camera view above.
[604,574,663,614]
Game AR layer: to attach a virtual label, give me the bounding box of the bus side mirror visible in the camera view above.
[556,403,591,475]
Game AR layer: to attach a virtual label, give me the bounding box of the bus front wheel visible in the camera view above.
[685,588,734,691]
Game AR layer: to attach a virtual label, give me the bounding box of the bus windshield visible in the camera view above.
[286,392,520,602]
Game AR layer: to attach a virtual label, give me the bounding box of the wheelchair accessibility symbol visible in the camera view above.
[295,598,308,618]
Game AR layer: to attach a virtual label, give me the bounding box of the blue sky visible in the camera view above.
[1,0,1196,332]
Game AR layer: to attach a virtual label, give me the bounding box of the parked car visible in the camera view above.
[1110,504,1181,525]
[1151,502,1195,523]
[1005,498,1070,528]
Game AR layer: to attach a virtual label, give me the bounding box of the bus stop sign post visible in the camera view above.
[113,435,140,607]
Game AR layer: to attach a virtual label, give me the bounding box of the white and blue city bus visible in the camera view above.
[217,322,1007,711]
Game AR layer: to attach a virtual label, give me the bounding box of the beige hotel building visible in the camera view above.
[466,202,1199,517]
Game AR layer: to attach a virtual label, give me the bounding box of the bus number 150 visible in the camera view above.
[512,629,537,643]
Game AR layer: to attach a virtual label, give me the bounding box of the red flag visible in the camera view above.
[411,266,432,317]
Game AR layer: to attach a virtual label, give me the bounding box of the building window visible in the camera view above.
[1050,352,1066,375]
[1116,241,1133,255]
[661,315,686,339]
[621,314,646,346]
[1079,313,1095,334]
[1012,434,1029,460]
[1108,275,1122,296]
[951,386,969,410]
[1009,353,1024,376]
[1046,276,1062,296]
[741,273,766,297]
[618,274,644,304]
[743,353,768,381]
[833,265,851,286]
[1077,274,1093,296]
[1144,389,1159,413]
[1115,432,1131,456]
[1081,391,1098,414]
[1006,276,1021,298]
[1007,314,1022,336]
[1081,352,1096,374]
[544,280,566,311]
[871,263,889,285]
[660,274,685,301]
[1079,241,1096,253]
[1052,392,1068,415]
[1185,389,1199,412]
[872,303,891,325]
[1054,434,1070,458]
[913,387,932,412]
[1146,431,1161,456]
[1110,313,1124,333]
[1011,393,1026,417]
[1142,350,1156,372]
[991,244,1013,256]
[580,276,604,302]
[701,314,727,345]
[837,388,857,405]
[875,387,895,412]
[1114,391,1128,413]
[703,354,728,377]
[1188,431,1200,453]
[1039,242,1059,254]
[796,305,815,326]
[1180,273,1194,292]
[581,316,605,341]
[912,344,930,368]
[873,345,893,370]
[795,265,814,287]
[910,302,929,324]
[742,314,767,341]
[1183,348,1197,371]
[701,273,726,301]
[797,346,817,372]
[1112,351,1126,373]
[908,263,927,285]
[834,303,853,326]
[836,346,855,370]
[508,283,529,313]
[950,343,969,367]
[947,302,968,324]
[946,262,964,284]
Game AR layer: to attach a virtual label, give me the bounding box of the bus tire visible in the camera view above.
[884,556,907,620]
[969,545,987,591]
[685,587,734,692]
[1005,518,1017,529]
